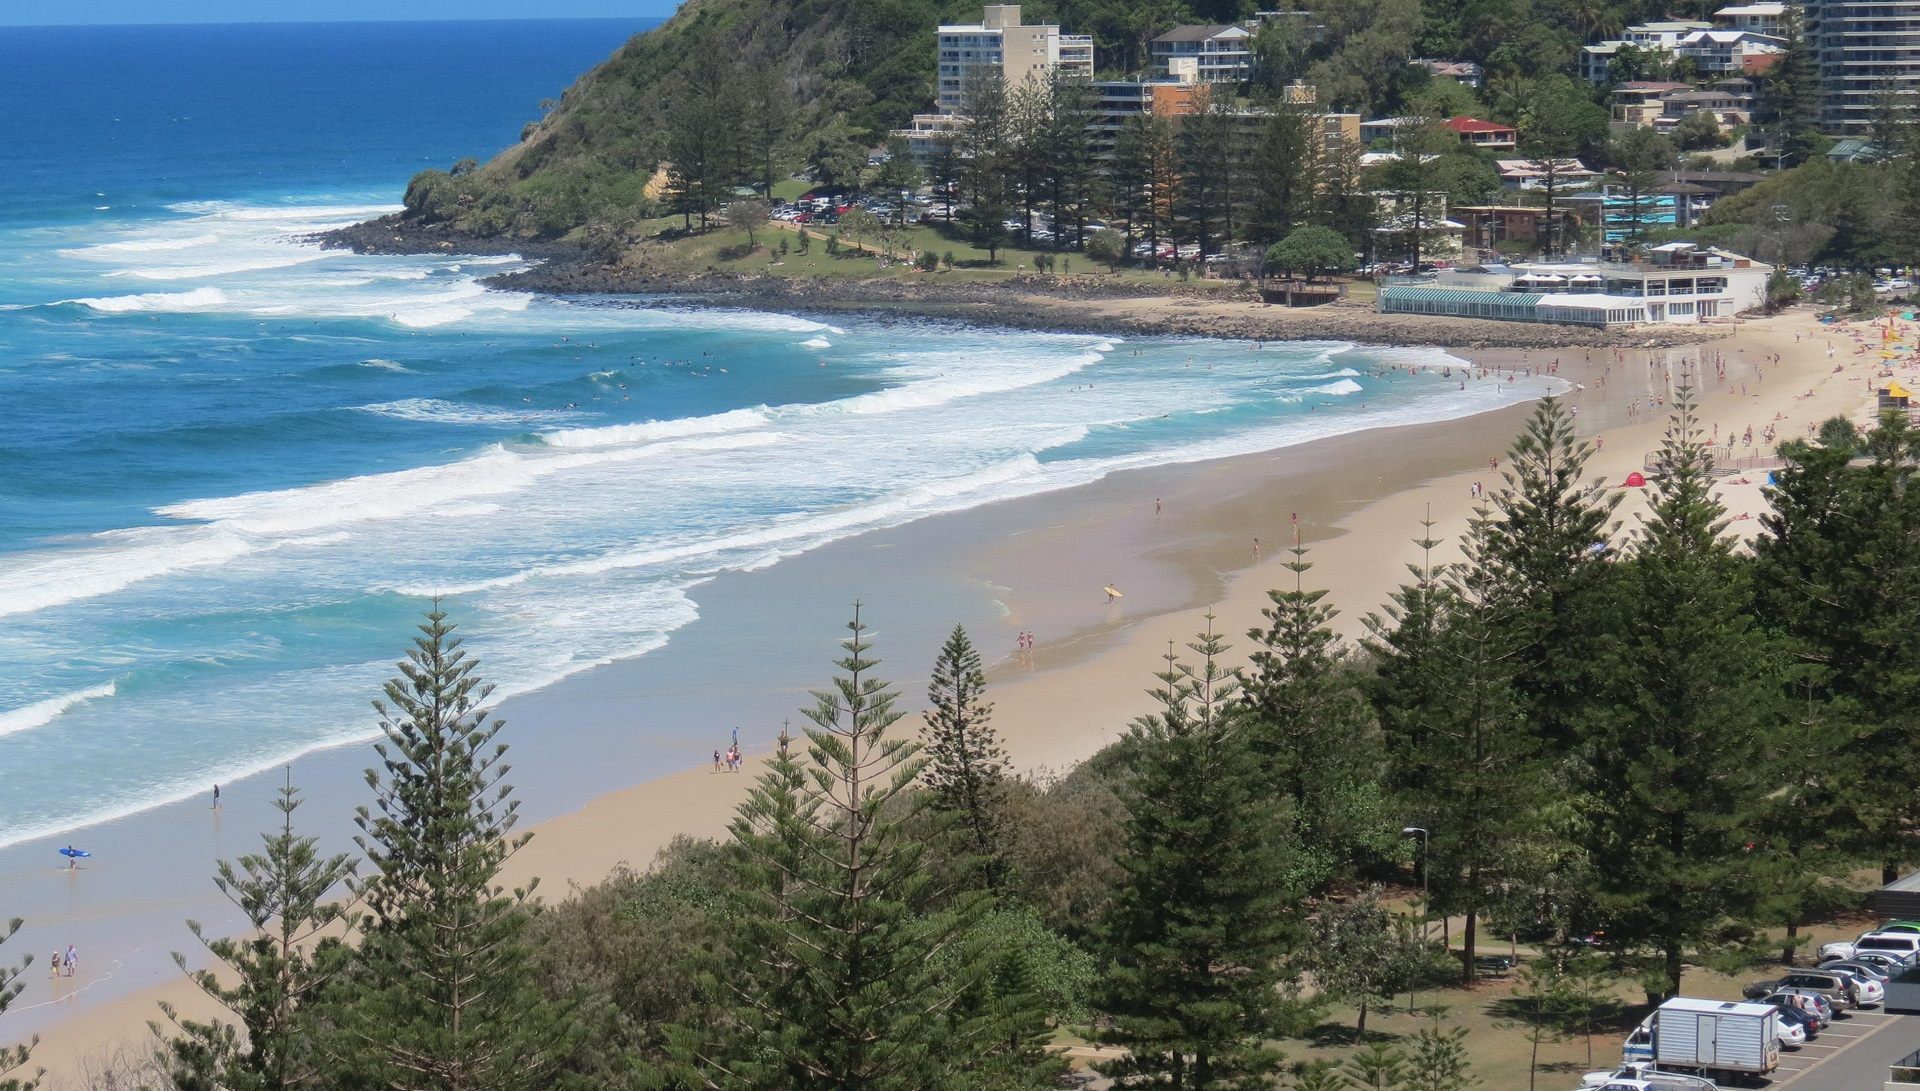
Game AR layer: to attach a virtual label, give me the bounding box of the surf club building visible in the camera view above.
[1378,242,1772,326]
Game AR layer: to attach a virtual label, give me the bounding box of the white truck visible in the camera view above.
[1620,998,1779,1086]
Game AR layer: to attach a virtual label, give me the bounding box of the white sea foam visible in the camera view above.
[1309,378,1365,396]
[157,432,785,538]
[358,398,575,427]
[60,233,221,258]
[540,407,771,448]
[0,528,254,619]
[359,358,412,372]
[800,337,832,349]
[821,348,1104,416]
[423,430,1091,597]
[65,286,230,313]
[118,252,331,281]
[0,683,117,739]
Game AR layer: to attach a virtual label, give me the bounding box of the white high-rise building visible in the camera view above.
[1806,0,1920,132]
[935,5,1094,114]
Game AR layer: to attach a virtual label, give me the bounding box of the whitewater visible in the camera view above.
[0,188,1545,850]
[0,18,1558,854]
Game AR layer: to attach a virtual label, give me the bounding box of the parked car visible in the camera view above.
[1747,968,1864,1011]
[1765,999,1821,1040]
[1768,988,1835,1027]
[1580,1061,1718,1090]
[1845,950,1913,974]
[1818,926,1920,962]
[1823,966,1887,1007]
[1819,958,1893,982]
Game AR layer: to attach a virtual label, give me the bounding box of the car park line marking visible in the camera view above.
[1771,1009,1907,1087]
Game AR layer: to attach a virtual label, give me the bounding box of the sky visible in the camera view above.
[2,0,678,26]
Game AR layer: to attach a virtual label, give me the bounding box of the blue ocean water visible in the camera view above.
[0,20,1541,850]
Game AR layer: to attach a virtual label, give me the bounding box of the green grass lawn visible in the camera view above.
[611,216,1255,293]
[1054,908,1882,1089]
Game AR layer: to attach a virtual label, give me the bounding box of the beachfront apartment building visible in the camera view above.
[1581,20,1714,81]
[1611,81,1692,128]
[1806,0,1920,133]
[1087,76,1201,157]
[935,5,1093,114]
[1674,28,1787,73]
[897,5,1094,163]
[1379,242,1772,326]
[1715,1,1789,35]
[1149,24,1256,82]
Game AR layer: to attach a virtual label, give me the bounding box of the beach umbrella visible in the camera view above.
[1623,471,1647,488]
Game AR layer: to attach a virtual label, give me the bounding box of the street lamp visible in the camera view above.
[1403,826,1430,1015]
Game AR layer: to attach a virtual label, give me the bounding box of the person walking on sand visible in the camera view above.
[712,749,722,773]
[49,950,60,978]
[212,783,220,810]
[63,945,76,978]
[1105,583,1120,604]
[1252,537,1261,561]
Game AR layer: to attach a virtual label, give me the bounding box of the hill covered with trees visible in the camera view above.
[388,0,1685,245]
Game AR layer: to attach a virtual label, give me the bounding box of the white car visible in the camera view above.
[1580,1062,1719,1091]
[1820,928,1920,962]
[1834,969,1886,1007]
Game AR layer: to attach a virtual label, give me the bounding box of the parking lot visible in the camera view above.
[1771,1008,1910,1088]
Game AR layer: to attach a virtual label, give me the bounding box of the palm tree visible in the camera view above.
[1569,0,1624,41]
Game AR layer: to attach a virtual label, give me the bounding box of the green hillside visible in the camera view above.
[390,0,1627,242]
[393,0,1815,249]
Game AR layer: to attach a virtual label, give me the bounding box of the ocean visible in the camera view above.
[0,19,1538,853]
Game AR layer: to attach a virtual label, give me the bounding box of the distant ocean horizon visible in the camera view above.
[0,19,1539,850]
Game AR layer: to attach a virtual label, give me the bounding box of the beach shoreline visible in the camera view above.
[11,304,1883,1086]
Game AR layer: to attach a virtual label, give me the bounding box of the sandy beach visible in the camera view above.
[10,304,1892,1084]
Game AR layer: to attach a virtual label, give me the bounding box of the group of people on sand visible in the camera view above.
[712,744,742,773]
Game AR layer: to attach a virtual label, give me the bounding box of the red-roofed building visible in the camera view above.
[1445,116,1518,149]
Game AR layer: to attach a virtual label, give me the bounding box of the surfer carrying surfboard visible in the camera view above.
[1104,583,1122,604]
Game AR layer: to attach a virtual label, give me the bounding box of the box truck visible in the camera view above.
[1620,998,1779,1085]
